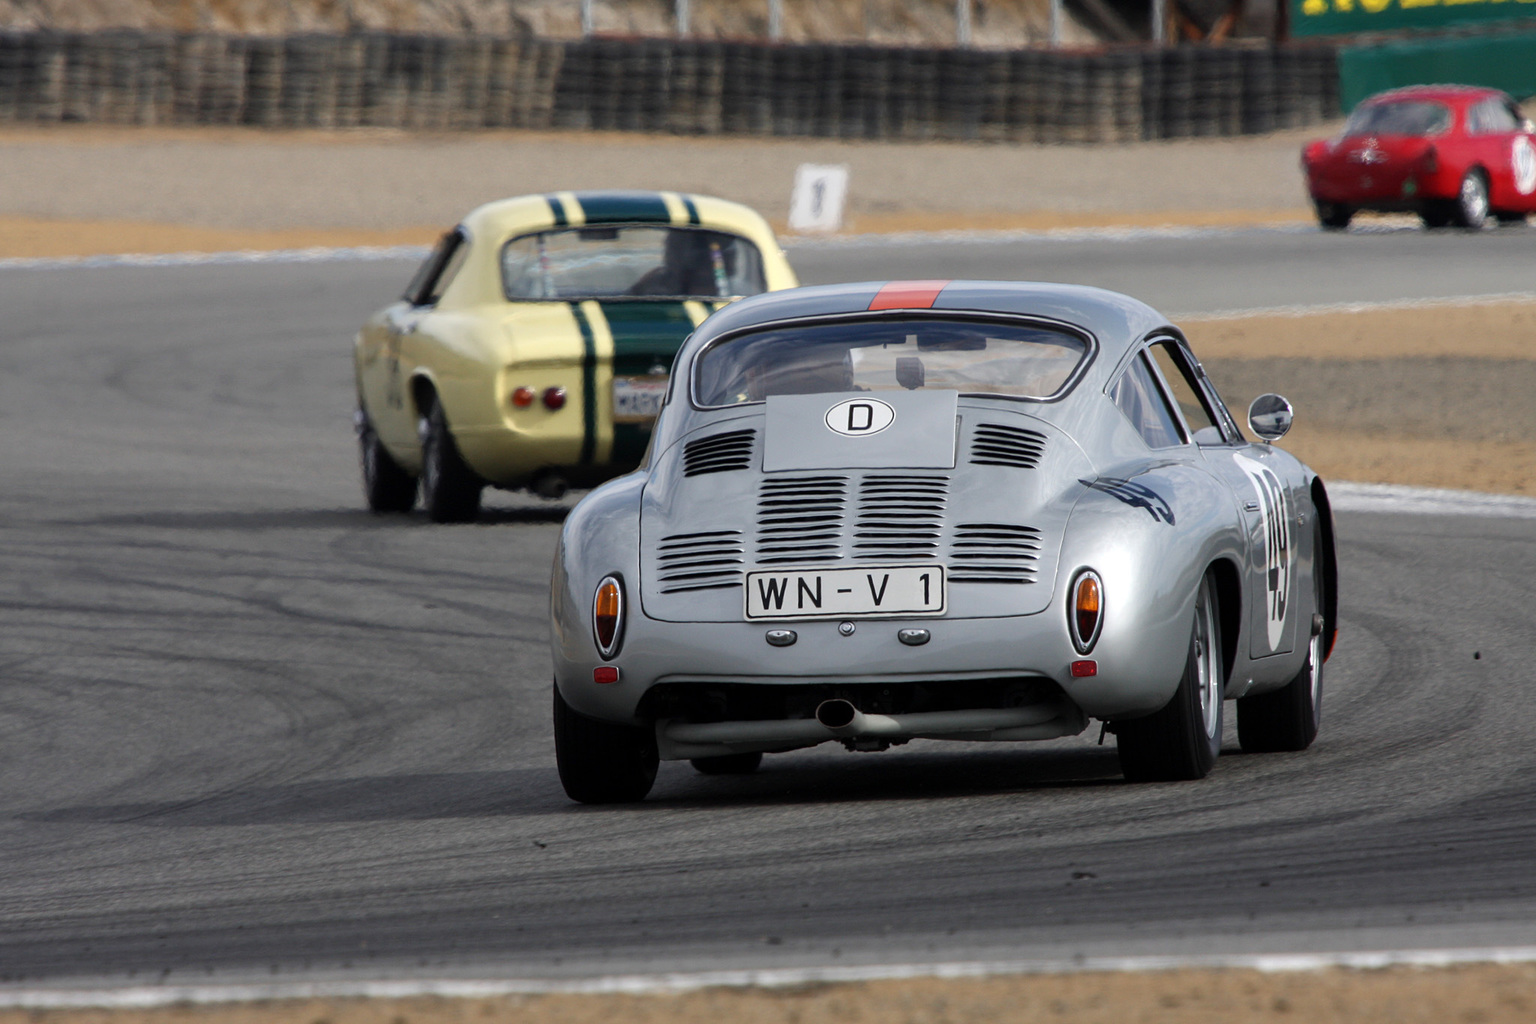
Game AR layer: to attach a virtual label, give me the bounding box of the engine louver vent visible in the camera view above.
[854,475,948,561]
[656,530,745,593]
[755,476,847,565]
[683,429,756,476]
[948,523,1041,584]
[970,423,1047,469]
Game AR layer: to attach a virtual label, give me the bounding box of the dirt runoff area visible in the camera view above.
[1183,301,1536,498]
[8,962,1536,1024]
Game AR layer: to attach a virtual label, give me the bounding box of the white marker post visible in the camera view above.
[788,163,850,234]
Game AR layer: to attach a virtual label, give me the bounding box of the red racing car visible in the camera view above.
[1302,85,1536,230]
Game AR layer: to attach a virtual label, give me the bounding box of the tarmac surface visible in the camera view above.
[1,242,1534,988]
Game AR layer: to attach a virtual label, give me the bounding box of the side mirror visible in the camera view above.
[1248,394,1294,441]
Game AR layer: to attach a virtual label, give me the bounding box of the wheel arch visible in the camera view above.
[1311,476,1339,661]
[409,373,439,422]
[1207,556,1243,686]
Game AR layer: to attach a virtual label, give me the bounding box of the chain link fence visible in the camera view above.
[0,30,1338,141]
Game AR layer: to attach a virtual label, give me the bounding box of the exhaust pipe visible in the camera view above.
[815,698,862,734]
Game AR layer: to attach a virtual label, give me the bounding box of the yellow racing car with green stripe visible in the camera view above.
[353,190,798,521]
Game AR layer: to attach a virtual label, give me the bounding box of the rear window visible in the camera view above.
[501,226,765,301]
[693,317,1090,408]
[1343,101,1451,138]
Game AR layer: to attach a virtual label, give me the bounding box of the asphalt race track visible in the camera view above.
[1,227,1534,987]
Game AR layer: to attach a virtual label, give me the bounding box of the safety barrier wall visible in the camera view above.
[0,30,1339,141]
[1338,29,1536,113]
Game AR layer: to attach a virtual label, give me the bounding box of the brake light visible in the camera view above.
[1070,570,1103,654]
[511,386,535,408]
[593,575,625,659]
[543,386,567,410]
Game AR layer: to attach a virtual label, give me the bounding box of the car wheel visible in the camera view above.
[418,400,482,523]
[1494,210,1528,226]
[358,412,417,513]
[1116,572,1224,782]
[1451,170,1489,229]
[690,752,763,775]
[1237,524,1325,752]
[1314,201,1353,230]
[553,684,658,804]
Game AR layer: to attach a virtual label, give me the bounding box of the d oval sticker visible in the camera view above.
[825,398,896,437]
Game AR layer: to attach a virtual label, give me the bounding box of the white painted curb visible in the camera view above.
[4,945,1536,1007]
[1331,482,1536,520]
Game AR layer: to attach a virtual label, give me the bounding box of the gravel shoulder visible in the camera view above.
[0,122,1325,239]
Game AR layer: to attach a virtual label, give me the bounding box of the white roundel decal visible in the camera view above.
[825,398,896,437]
[1233,453,1292,653]
[1513,136,1536,196]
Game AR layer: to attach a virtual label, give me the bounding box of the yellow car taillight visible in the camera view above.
[1070,570,1103,655]
[593,575,625,659]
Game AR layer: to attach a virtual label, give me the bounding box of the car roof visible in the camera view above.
[1362,84,1508,108]
[459,190,775,238]
[681,280,1173,390]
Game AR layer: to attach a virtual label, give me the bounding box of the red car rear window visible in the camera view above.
[1343,101,1451,138]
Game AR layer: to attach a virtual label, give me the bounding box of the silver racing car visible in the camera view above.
[550,280,1338,802]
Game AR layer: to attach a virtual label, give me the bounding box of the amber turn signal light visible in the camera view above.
[592,575,625,659]
[1070,569,1103,655]
[511,386,535,408]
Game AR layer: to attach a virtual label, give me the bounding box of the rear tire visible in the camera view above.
[1116,573,1224,782]
[419,400,482,523]
[1238,524,1325,753]
[553,685,658,804]
[1314,201,1353,230]
[690,752,763,775]
[1451,170,1489,229]
[358,412,417,513]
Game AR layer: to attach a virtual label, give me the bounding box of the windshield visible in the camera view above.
[693,317,1090,407]
[1343,101,1451,138]
[501,226,766,301]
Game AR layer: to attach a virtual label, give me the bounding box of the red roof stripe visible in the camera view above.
[868,280,951,311]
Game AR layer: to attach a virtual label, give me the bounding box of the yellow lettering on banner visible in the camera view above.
[1303,0,1327,12]
[1332,0,1354,11]
[1360,0,1392,13]
[1401,0,1439,8]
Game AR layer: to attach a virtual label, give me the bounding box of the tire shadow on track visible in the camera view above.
[644,746,1128,809]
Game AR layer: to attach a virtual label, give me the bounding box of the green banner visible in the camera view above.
[1294,0,1536,37]
[1339,30,1536,110]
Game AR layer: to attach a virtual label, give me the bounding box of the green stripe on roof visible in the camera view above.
[546,195,568,227]
[574,193,672,224]
[571,304,598,466]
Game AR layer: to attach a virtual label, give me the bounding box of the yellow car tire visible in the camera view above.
[419,403,483,524]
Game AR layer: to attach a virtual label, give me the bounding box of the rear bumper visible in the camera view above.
[656,700,1087,760]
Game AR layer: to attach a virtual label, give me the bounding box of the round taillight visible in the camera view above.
[543,386,567,410]
[592,575,624,660]
[1070,570,1103,655]
[511,386,535,408]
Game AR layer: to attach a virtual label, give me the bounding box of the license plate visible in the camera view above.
[745,565,946,620]
[613,375,668,423]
